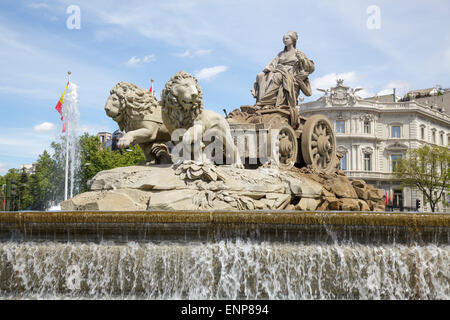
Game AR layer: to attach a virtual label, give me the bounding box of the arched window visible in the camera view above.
[420,125,426,140]
[391,154,402,171]
[362,147,373,172]
[337,146,348,171]
[364,121,370,134]
[336,120,345,133]
[391,125,401,138]
[338,153,347,171]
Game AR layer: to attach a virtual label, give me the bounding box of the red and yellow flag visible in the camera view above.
[55,81,69,132]
[149,85,153,95]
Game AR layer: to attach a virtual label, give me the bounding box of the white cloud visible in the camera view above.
[311,72,359,92]
[174,49,212,58]
[195,49,212,56]
[377,80,411,97]
[0,128,55,167]
[28,2,48,9]
[195,66,228,80]
[33,122,56,133]
[0,163,8,175]
[173,50,191,58]
[125,54,156,66]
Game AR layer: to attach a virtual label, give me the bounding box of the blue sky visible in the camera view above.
[1,0,449,174]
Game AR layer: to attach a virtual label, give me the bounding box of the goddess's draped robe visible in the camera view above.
[253,49,315,108]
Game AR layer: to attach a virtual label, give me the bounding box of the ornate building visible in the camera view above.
[299,80,450,212]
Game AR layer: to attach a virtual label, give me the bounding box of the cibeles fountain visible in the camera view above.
[61,32,384,212]
[1,31,449,300]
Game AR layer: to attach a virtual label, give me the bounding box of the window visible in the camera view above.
[440,133,444,145]
[421,127,425,140]
[364,121,370,134]
[391,154,402,171]
[336,120,345,133]
[363,153,371,171]
[391,126,401,138]
[338,153,347,171]
[432,130,436,144]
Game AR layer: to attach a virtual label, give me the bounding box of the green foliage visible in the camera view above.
[394,145,450,212]
[0,133,146,210]
[0,168,22,210]
[30,150,59,210]
[78,133,145,192]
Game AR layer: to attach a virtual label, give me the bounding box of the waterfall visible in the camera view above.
[0,211,448,299]
[0,239,448,299]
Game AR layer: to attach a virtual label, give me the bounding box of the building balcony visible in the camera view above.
[344,170,396,181]
[335,133,378,140]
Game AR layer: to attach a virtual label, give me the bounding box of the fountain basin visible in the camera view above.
[0,210,449,244]
[0,211,449,299]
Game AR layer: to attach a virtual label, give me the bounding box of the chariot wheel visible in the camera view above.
[301,115,336,173]
[270,124,298,170]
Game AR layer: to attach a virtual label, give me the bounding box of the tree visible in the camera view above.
[78,133,145,192]
[29,150,58,210]
[394,145,450,212]
[0,133,146,209]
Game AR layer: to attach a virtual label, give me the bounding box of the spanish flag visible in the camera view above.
[149,85,153,95]
[56,82,69,132]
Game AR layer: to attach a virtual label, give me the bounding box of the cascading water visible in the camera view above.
[0,215,448,300]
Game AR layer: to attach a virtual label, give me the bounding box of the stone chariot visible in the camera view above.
[227,105,337,172]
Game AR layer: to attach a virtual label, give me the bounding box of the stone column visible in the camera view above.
[357,145,361,171]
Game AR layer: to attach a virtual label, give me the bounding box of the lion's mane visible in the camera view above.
[109,82,160,130]
[160,71,204,129]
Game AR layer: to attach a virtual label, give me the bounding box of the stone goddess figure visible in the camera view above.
[252,31,315,108]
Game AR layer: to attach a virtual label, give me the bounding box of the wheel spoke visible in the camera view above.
[314,153,320,164]
[312,147,318,155]
[312,133,318,141]
[311,141,318,147]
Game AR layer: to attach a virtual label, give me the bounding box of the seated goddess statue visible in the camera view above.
[252,31,315,108]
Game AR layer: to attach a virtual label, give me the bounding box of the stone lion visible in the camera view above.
[105,82,171,164]
[160,71,243,168]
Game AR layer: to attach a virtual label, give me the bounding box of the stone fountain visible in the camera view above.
[0,31,449,300]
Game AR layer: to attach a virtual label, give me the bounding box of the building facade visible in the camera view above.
[299,80,450,212]
[20,164,36,175]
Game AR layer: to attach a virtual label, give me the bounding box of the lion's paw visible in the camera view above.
[118,136,133,148]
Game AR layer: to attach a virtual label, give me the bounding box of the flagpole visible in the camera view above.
[64,71,71,201]
[151,79,154,96]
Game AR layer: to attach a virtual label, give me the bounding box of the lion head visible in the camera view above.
[105,82,159,131]
[160,71,203,130]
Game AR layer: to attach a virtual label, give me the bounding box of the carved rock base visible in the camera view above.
[61,165,385,212]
